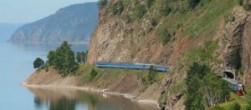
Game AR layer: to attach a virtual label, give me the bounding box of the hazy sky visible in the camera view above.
[0,0,98,23]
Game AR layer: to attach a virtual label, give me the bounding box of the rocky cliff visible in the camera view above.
[220,6,251,86]
[10,2,98,45]
[88,0,251,110]
[88,0,172,65]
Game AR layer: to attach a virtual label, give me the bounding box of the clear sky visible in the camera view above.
[0,0,98,23]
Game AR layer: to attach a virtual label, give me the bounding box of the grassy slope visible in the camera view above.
[26,64,165,101]
[213,89,251,110]
[183,0,239,37]
[152,0,239,38]
[157,0,243,109]
[76,64,165,94]
[101,0,239,45]
[86,0,241,109]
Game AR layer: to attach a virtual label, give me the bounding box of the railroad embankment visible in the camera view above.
[24,64,166,107]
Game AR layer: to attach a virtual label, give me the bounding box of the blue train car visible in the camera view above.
[96,62,168,72]
[222,78,243,91]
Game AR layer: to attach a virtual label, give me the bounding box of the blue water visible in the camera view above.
[0,36,157,110]
[0,36,46,110]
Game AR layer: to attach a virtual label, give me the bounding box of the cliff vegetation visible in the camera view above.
[88,0,251,110]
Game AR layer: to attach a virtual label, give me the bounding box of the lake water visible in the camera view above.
[0,36,157,110]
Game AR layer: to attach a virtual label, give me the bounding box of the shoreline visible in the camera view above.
[22,82,160,108]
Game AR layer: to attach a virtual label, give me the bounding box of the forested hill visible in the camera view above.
[10,2,99,45]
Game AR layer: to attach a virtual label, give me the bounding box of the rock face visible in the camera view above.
[87,2,173,65]
[220,7,251,85]
[87,1,200,110]
[221,7,248,69]
[242,17,251,85]
[243,0,251,7]
[87,16,172,64]
[88,1,251,109]
[10,2,99,45]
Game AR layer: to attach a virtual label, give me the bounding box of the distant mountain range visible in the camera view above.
[10,2,99,45]
[0,23,22,41]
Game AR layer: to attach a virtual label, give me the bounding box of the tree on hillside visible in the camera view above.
[133,3,147,19]
[185,63,230,110]
[76,52,81,63]
[246,104,251,110]
[112,1,124,15]
[47,41,78,76]
[88,69,98,81]
[158,0,172,16]
[33,57,45,69]
[76,51,88,64]
[146,0,155,8]
[47,51,57,66]
[187,0,201,9]
[229,102,241,110]
[157,24,173,44]
[148,65,157,84]
[99,0,108,9]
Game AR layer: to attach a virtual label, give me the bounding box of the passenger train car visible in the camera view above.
[96,62,168,72]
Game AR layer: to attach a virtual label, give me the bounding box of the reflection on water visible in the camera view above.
[29,88,157,110]
[35,97,77,110]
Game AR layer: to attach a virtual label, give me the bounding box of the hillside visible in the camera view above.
[88,0,239,65]
[10,2,98,45]
[87,0,251,110]
[24,64,165,109]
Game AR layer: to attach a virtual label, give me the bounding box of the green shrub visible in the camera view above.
[157,25,173,44]
[239,0,244,5]
[158,0,172,16]
[88,69,98,81]
[229,102,241,110]
[141,66,158,85]
[141,76,148,86]
[146,0,155,8]
[246,104,251,110]
[99,0,108,9]
[150,18,158,27]
[112,1,124,15]
[47,41,78,76]
[128,1,147,21]
[160,6,171,16]
[33,57,45,69]
[187,0,201,9]
[185,63,230,110]
[76,51,88,64]
[148,66,157,84]
[211,106,225,110]
[187,41,218,64]
[133,4,147,19]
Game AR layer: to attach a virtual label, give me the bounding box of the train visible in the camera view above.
[96,62,168,72]
[222,69,246,96]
